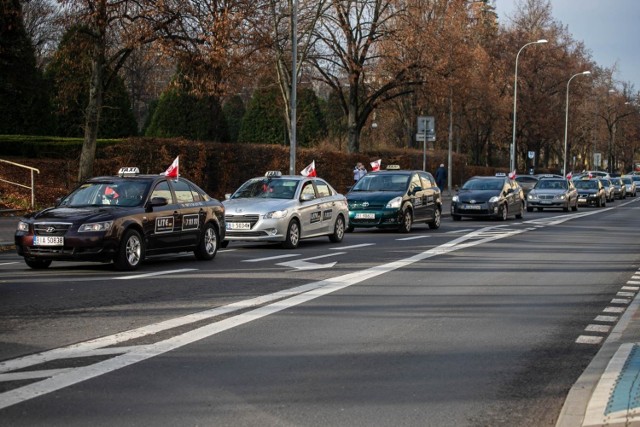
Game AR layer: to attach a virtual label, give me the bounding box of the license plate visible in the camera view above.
[33,236,64,246]
[227,222,251,230]
[578,198,586,203]
[540,201,552,204]
[355,213,375,219]
[463,204,481,210]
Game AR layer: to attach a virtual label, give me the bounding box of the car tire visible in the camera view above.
[527,206,533,212]
[515,204,524,219]
[114,229,143,271]
[427,208,441,229]
[398,208,412,233]
[499,204,508,221]
[25,258,52,269]
[282,219,300,249]
[194,223,218,260]
[452,214,461,221]
[220,240,229,248]
[329,215,345,243]
[345,225,355,233]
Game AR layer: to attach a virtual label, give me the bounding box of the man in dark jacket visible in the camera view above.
[435,164,447,191]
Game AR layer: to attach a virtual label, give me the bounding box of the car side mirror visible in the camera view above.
[225,193,232,200]
[300,193,315,202]
[147,196,168,210]
[413,186,422,194]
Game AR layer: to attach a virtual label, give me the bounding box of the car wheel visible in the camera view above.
[452,214,461,221]
[194,223,218,260]
[515,204,524,219]
[398,208,412,233]
[282,219,300,249]
[329,215,345,243]
[527,206,533,212]
[114,229,143,271]
[25,258,52,269]
[346,225,355,233]
[499,204,508,221]
[428,208,441,230]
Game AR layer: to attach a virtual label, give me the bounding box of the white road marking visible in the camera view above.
[114,269,197,280]
[594,315,618,322]
[0,224,529,409]
[576,335,604,345]
[604,307,626,313]
[242,254,300,263]
[585,324,611,333]
[446,229,474,234]
[330,244,375,250]
[617,292,636,298]
[623,286,640,291]
[627,281,640,285]
[611,298,631,304]
[277,252,346,271]
[0,262,18,266]
[396,236,430,241]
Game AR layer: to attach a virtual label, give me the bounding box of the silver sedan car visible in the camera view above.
[526,176,578,212]
[222,172,349,248]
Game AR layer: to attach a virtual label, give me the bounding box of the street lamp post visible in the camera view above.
[563,71,591,176]
[511,39,548,172]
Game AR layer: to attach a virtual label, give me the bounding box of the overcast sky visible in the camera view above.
[494,0,640,91]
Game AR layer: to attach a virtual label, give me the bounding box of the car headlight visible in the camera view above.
[557,194,566,200]
[452,195,459,202]
[386,196,402,209]
[78,221,113,232]
[527,193,537,200]
[17,221,29,232]
[489,196,500,203]
[264,209,288,219]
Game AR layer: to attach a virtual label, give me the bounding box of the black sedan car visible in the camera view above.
[346,166,442,233]
[15,167,225,270]
[451,174,525,221]
[574,178,606,207]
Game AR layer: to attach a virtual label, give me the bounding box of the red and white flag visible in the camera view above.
[566,171,572,180]
[588,171,593,179]
[370,159,381,171]
[300,160,316,177]
[508,170,517,180]
[163,156,179,178]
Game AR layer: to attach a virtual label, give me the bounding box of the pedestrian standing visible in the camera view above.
[435,163,447,191]
[353,162,367,182]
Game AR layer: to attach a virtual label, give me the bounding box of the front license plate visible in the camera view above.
[33,236,64,246]
[540,201,552,204]
[463,204,481,210]
[355,213,375,219]
[227,222,251,230]
[578,198,586,203]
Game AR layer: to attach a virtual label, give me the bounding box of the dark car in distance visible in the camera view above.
[346,166,442,233]
[574,178,606,207]
[451,174,526,221]
[15,167,225,270]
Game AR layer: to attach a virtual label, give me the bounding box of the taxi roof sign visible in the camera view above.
[264,171,282,177]
[495,172,507,177]
[386,165,401,170]
[118,167,140,176]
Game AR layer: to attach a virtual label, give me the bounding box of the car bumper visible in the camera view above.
[14,232,119,262]
[348,208,402,228]
[577,195,600,205]
[527,200,568,209]
[451,202,501,218]
[224,216,288,242]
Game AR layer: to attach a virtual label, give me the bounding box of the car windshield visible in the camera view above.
[60,181,150,207]
[574,180,597,190]
[231,178,299,199]
[622,177,632,184]
[461,178,503,191]
[351,174,409,192]
[611,178,622,185]
[536,180,567,190]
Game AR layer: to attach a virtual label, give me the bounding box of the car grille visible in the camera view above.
[539,194,555,200]
[33,223,72,236]
[226,231,268,237]
[225,214,260,227]
[349,202,385,210]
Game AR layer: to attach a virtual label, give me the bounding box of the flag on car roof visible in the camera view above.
[163,156,179,179]
[508,170,516,179]
[370,159,381,171]
[300,160,316,177]
[566,171,572,180]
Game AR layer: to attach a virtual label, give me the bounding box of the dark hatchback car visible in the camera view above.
[346,167,442,233]
[573,178,606,207]
[15,168,225,270]
[451,174,525,221]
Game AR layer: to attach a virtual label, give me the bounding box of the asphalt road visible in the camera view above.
[1,200,639,426]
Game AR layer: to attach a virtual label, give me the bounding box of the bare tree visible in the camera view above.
[20,0,62,67]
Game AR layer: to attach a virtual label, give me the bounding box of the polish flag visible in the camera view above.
[163,156,179,178]
[300,160,317,177]
[370,159,381,171]
[566,171,572,180]
[588,171,593,179]
[508,170,517,180]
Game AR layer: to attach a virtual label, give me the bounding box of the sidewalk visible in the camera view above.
[0,214,19,251]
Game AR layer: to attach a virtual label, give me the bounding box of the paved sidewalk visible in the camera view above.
[0,215,19,251]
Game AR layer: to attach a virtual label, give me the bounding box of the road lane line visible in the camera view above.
[114,269,197,280]
[0,262,18,266]
[329,244,375,250]
[396,236,430,241]
[242,254,300,263]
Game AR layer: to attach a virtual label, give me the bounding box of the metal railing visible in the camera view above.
[0,159,40,209]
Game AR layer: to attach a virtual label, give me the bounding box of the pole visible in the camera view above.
[563,71,591,176]
[289,0,298,175]
[447,92,453,195]
[511,40,547,172]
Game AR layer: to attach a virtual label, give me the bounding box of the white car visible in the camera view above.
[222,172,349,248]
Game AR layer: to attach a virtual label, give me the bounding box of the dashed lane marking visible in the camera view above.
[576,336,604,345]
[330,243,375,250]
[595,315,619,322]
[115,269,198,280]
[396,236,430,241]
[242,254,300,263]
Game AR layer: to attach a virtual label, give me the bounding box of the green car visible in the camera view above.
[346,167,442,233]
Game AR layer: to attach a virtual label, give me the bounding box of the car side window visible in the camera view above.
[301,182,316,200]
[409,174,422,193]
[151,181,173,203]
[419,172,434,189]
[315,180,332,197]
[171,179,196,203]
